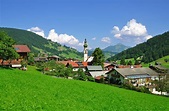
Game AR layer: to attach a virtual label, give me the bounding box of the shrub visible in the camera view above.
[87,76,95,82]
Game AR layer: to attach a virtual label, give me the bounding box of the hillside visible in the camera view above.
[0,66,169,110]
[109,31,169,63]
[142,55,169,68]
[88,50,117,60]
[0,28,83,60]
[103,43,130,53]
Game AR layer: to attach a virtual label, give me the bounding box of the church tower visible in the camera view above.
[83,39,88,62]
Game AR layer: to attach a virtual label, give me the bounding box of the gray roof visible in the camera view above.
[34,57,47,61]
[89,71,106,78]
[115,67,158,77]
[87,66,103,71]
[50,55,60,58]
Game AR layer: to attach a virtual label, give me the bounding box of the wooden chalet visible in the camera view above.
[13,45,31,60]
[106,67,159,86]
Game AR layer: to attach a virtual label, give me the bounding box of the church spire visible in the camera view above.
[84,38,88,48]
[83,39,88,62]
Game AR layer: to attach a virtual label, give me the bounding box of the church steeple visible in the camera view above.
[84,39,88,48]
[83,39,88,62]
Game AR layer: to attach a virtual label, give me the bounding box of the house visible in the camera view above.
[58,61,88,71]
[48,55,60,61]
[107,67,159,86]
[13,45,31,60]
[34,55,60,62]
[86,66,108,81]
[0,45,30,67]
[117,65,142,68]
[13,45,31,67]
[34,57,48,62]
[104,63,115,71]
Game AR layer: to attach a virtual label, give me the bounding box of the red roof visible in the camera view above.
[95,76,105,80]
[13,45,31,53]
[57,61,88,68]
[82,62,88,67]
[68,61,79,67]
[0,60,21,65]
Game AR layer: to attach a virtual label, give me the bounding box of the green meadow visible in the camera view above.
[0,66,169,111]
[142,55,169,68]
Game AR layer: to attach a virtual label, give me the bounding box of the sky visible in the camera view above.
[1,0,169,51]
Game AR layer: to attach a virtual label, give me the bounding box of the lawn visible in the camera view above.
[0,66,169,110]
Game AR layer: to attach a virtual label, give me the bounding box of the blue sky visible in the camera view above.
[1,0,169,51]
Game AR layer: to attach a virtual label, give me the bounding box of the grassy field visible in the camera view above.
[0,66,169,110]
[115,55,169,68]
[142,55,169,68]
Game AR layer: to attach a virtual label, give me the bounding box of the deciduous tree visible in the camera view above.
[120,58,126,65]
[153,74,169,95]
[92,48,105,67]
[0,31,19,65]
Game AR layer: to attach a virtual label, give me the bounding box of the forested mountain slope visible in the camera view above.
[0,28,83,60]
[109,31,169,63]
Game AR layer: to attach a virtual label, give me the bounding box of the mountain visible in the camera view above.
[88,49,118,60]
[0,28,83,60]
[108,31,169,63]
[103,43,130,53]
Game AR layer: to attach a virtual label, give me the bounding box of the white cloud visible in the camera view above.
[92,37,96,40]
[112,19,152,45]
[144,35,152,40]
[27,27,84,51]
[47,29,83,49]
[101,37,111,43]
[27,27,45,38]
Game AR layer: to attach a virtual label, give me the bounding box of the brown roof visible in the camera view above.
[13,45,31,53]
[104,63,111,68]
[118,65,142,68]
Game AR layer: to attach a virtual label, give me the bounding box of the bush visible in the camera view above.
[164,58,169,63]
[139,86,151,93]
[98,75,105,83]
[87,76,95,82]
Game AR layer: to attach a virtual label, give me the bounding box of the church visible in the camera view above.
[83,39,93,62]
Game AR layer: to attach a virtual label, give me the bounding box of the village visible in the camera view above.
[1,0,169,110]
[0,38,169,96]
